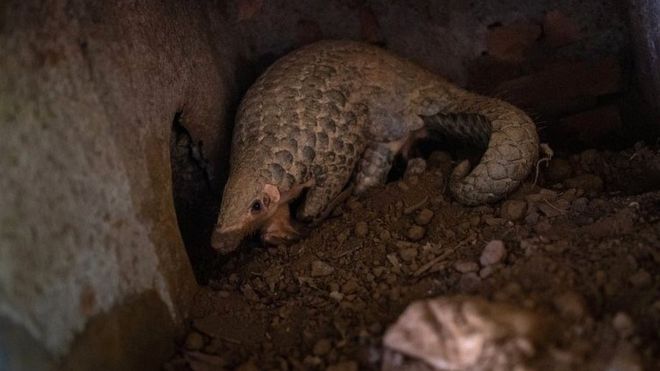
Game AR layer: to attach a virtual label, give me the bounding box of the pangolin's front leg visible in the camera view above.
[261,203,301,245]
[296,164,355,223]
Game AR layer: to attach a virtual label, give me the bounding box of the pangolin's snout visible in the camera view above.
[210,226,242,254]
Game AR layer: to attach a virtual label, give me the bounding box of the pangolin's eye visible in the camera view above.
[250,200,263,213]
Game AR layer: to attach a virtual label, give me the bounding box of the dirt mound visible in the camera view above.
[165,144,660,371]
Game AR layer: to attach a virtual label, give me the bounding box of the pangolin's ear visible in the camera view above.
[263,184,281,206]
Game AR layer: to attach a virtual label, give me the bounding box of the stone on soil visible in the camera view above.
[545,158,572,182]
[500,200,528,221]
[480,240,507,266]
[184,331,205,350]
[454,261,479,273]
[326,361,358,371]
[628,269,651,287]
[553,291,587,319]
[564,174,604,193]
[415,208,434,225]
[407,226,425,241]
[612,312,635,338]
[313,338,332,356]
[311,260,335,277]
[400,247,418,262]
[354,221,368,237]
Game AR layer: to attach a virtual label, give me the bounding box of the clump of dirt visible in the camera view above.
[165,144,660,371]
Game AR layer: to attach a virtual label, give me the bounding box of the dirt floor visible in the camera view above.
[165,143,660,371]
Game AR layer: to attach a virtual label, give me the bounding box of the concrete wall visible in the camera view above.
[0,1,240,370]
[629,0,660,118]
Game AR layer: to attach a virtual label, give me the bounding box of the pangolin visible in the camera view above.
[211,40,538,253]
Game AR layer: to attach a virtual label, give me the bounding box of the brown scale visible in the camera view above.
[211,40,539,254]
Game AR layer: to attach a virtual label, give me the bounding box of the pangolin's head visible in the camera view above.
[211,169,281,254]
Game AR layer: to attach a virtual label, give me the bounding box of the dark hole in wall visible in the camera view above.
[169,57,267,284]
[170,111,223,284]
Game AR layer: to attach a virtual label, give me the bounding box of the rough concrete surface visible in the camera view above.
[628,0,660,118]
[0,1,240,369]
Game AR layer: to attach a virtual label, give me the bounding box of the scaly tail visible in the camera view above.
[422,90,539,206]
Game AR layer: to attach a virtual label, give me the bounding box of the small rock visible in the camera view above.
[313,338,332,356]
[303,356,323,368]
[400,247,418,262]
[458,272,482,292]
[628,269,651,287]
[545,158,572,182]
[347,198,362,210]
[311,260,335,277]
[329,290,344,301]
[560,188,579,202]
[500,200,528,221]
[564,174,604,193]
[480,240,507,266]
[525,211,540,225]
[553,291,587,319]
[483,215,504,226]
[534,221,552,233]
[405,158,427,177]
[385,273,398,285]
[236,359,259,371]
[612,312,635,338]
[479,266,495,279]
[336,229,350,243]
[415,208,434,226]
[241,284,260,302]
[579,149,600,169]
[342,279,359,294]
[379,229,391,241]
[184,331,205,350]
[526,188,559,203]
[355,222,369,237]
[407,226,425,241]
[571,197,589,213]
[454,261,479,273]
[326,361,359,371]
[537,202,563,217]
[369,322,383,334]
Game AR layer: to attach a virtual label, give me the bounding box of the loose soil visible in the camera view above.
[165,144,660,371]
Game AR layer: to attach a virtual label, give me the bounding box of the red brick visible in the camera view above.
[359,6,382,43]
[558,105,622,142]
[296,19,323,46]
[494,57,622,115]
[237,0,263,21]
[543,10,582,48]
[487,21,542,62]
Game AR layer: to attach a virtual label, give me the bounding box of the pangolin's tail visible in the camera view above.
[422,91,539,206]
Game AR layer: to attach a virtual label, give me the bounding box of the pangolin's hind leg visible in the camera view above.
[297,137,413,225]
[354,139,408,194]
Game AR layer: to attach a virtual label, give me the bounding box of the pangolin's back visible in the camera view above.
[230,40,428,191]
